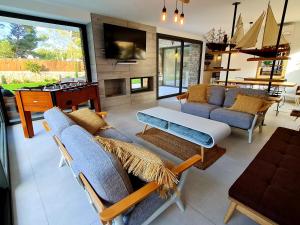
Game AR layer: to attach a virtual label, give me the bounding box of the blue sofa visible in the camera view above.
[179,87,269,143]
[43,107,200,225]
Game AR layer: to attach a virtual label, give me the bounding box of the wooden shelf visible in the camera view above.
[205,68,241,72]
[207,50,240,54]
[247,56,290,62]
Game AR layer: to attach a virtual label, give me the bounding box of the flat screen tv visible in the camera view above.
[103,23,146,60]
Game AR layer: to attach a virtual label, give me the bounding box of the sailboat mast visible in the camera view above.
[225,1,241,86]
[268,0,289,93]
[262,2,270,49]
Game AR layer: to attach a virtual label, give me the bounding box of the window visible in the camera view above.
[0,11,91,124]
[130,77,153,93]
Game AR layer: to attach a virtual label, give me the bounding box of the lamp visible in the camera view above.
[180,2,184,25]
[161,0,167,21]
[174,0,179,23]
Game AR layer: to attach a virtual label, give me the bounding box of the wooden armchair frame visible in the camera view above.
[43,110,202,225]
[82,154,201,225]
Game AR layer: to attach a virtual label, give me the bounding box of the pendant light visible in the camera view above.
[174,0,179,23]
[180,1,185,25]
[161,0,167,21]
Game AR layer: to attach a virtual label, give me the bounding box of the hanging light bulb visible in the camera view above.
[174,0,179,23]
[161,0,167,21]
[180,1,184,25]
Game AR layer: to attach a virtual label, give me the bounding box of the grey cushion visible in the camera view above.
[44,107,75,138]
[126,193,166,225]
[61,125,133,204]
[181,103,219,118]
[223,88,267,108]
[210,108,255,130]
[208,86,225,106]
[96,127,133,143]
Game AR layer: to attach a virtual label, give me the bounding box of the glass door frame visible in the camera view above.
[156,33,203,99]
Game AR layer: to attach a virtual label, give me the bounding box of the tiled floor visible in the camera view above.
[8,98,300,225]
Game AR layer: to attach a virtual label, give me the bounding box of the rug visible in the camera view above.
[136,128,226,170]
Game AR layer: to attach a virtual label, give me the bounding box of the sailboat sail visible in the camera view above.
[262,4,288,47]
[236,12,266,49]
[230,14,244,45]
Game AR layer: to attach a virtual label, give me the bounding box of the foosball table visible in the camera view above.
[15,82,101,138]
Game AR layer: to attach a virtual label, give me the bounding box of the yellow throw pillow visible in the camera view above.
[229,94,264,115]
[187,84,208,103]
[68,108,107,134]
[94,136,178,197]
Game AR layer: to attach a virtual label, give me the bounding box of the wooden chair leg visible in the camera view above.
[224,201,237,224]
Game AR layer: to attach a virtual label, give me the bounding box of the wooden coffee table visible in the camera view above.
[137,107,231,162]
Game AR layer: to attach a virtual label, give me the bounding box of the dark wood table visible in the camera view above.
[15,82,101,138]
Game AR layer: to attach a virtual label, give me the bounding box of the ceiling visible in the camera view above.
[0,0,300,37]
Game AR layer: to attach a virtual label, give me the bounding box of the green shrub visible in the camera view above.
[1,75,7,84]
[23,79,31,83]
[11,79,21,84]
[25,61,43,74]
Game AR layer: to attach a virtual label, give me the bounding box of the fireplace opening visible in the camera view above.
[104,78,126,97]
[130,77,153,94]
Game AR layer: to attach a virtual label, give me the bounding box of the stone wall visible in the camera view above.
[88,14,157,109]
[187,44,201,85]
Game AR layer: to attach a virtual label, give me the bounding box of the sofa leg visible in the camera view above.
[58,155,66,168]
[248,130,253,144]
[224,201,237,224]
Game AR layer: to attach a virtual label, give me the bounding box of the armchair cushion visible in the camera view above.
[61,125,133,204]
[44,107,75,138]
[68,108,108,134]
[210,108,254,130]
[96,127,133,143]
[181,103,219,119]
[126,193,166,225]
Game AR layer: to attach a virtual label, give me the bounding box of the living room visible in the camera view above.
[0,0,300,225]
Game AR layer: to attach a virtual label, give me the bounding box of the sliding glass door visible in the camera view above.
[157,34,202,98]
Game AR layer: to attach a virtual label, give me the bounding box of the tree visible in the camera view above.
[8,24,47,58]
[0,40,14,58]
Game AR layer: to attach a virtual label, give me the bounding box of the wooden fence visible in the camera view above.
[0,59,85,72]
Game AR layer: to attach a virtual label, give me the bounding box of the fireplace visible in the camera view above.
[104,79,126,97]
[130,76,154,94]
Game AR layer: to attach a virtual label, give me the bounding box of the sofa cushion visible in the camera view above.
[223,88,267,108]
[181,103,219,119]
[229,94,265,115]
[61,125,133,204]
[229,127,300,225]
[187,84,208,103]
[208,86,225,106]
[96,127,133,143]
[210,108,254,130]
[44,107,75,138]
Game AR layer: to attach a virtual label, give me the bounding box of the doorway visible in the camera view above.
[157,34,203,99]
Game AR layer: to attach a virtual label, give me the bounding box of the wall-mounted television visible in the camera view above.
[103,23,146,60]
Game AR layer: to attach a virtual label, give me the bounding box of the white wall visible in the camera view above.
[220,22,300,93]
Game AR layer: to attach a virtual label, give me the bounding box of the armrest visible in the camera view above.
[176,93,188,101]
[42,121,51,132]
[97,111,108,118]
[100,154,201,222]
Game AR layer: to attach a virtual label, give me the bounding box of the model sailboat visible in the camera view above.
[230,14,244,46]
[234,3,290,57]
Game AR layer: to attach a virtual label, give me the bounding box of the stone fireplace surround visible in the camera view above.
[87,14,157,109]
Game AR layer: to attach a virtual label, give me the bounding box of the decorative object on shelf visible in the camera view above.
[204,28,232,51]
[230,14,244,46]
[235,3,290,58]
[161,0,189,25]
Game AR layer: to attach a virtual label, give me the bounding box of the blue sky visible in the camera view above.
[0,21,80,50]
